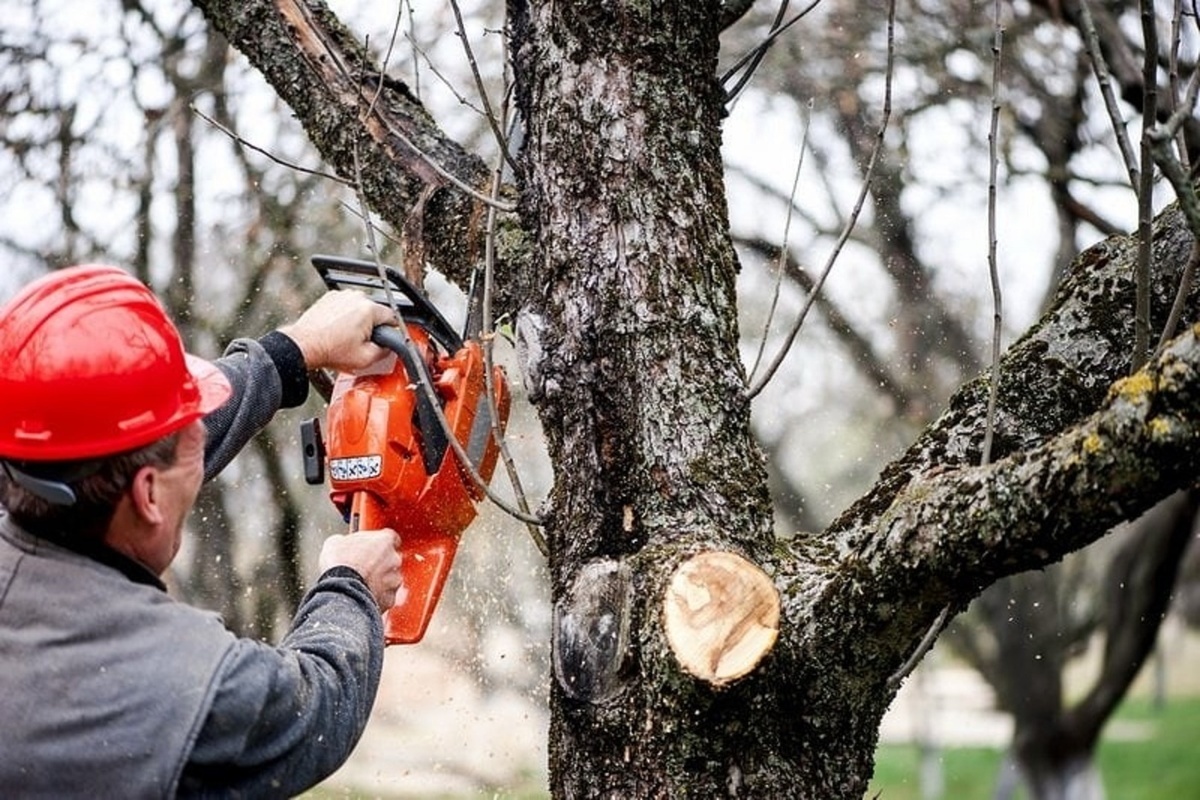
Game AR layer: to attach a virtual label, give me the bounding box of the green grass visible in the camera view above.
[868,696,1200,799]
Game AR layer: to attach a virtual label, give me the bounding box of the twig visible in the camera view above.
[747,0,896,398]
[1133,0,1159,372]
[190,105,349,185]
[748,99,812,382]
[482,142,549,554]
[737,235,919,414]
[1168,0,1191,173]
[448,0,519,176]
[887,605,951,691]
[403,0,420,99]
[404,32,487,117]
[1078,0,1141,189]
[721,0,792,102]
[982,0,1005,467]
[360,9,404,121]
[336,200,405,250]
[1154,238,1199,357]
[721,0,822,102]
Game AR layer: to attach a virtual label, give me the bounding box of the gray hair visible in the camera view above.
[0,433,181,541]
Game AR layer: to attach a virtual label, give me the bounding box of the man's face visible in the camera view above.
[145,420,206,575]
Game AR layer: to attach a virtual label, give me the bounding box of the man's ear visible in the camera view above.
[127,465,165,526]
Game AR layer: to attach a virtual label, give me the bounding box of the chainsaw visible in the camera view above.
[301,254,510,645]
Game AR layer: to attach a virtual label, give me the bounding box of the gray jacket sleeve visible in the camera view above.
[176,567,385,798]
[204,332,311,482]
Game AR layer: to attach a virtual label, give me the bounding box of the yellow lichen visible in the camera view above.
[1149,416,1173,439]
[1082,432,1103,454]
[1109,371,1155,402]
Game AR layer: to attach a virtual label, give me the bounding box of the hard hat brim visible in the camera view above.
[185,353,233,417]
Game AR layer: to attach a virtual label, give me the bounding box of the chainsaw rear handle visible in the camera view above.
[370,324,450,476]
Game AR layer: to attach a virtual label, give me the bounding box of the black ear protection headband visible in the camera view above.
[0,459,98,506]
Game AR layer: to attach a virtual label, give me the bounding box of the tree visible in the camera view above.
[947,491,1198,799]
[178,0,1200,796]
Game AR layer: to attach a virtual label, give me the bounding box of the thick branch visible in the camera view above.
[191,0,528,298]
[771,205,1200,705]
[865,325,1200,597]
[829,204,1198,543]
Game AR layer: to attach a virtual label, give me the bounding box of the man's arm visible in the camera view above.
[202,334,296,481]
[201,290,395,480]
[177,529,402,797]
[177,568,383,796]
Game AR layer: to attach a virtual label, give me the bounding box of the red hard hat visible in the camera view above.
[0,265,231,461]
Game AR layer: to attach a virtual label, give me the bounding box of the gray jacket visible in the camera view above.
[0,334,384,798]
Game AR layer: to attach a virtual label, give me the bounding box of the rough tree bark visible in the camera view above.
[192,1,1200,796]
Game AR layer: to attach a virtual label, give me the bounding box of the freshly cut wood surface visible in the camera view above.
[663,551,780,686]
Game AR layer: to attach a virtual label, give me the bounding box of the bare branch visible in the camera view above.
[448,0,518,176]
[736,236,921,415]
[1078,0,1141,188]
[747,0,895,398]
[722,0,822,103]
[1134,0,1160,371]
[191,105,349,185]
[983,0,1005,467]
[748,101,811,381]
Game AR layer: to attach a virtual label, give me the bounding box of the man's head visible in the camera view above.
[0,265,230,570]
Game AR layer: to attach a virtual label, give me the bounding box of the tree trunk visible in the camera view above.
[1014,740,1106,800]
[508,3,813,794]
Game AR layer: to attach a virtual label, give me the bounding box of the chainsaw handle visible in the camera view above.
[312,254,463,353]
[370,324,450,475]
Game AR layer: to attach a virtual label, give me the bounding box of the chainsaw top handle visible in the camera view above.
[369,323,451,476]
[311,254,463,353]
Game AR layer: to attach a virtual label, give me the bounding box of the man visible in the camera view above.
[0,264,403,797]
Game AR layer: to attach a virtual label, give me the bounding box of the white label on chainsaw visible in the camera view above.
[329,455,383,481]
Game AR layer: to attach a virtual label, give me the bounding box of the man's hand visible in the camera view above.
[319,529,403,612]
[279,290,396,373]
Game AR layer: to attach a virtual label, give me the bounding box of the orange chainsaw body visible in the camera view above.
[313,256,510,645]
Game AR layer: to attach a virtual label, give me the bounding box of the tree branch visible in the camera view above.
[865,322,1200,602]
[772,204,1200,691]
[191,0,529,300]
[828,203,1199,544]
